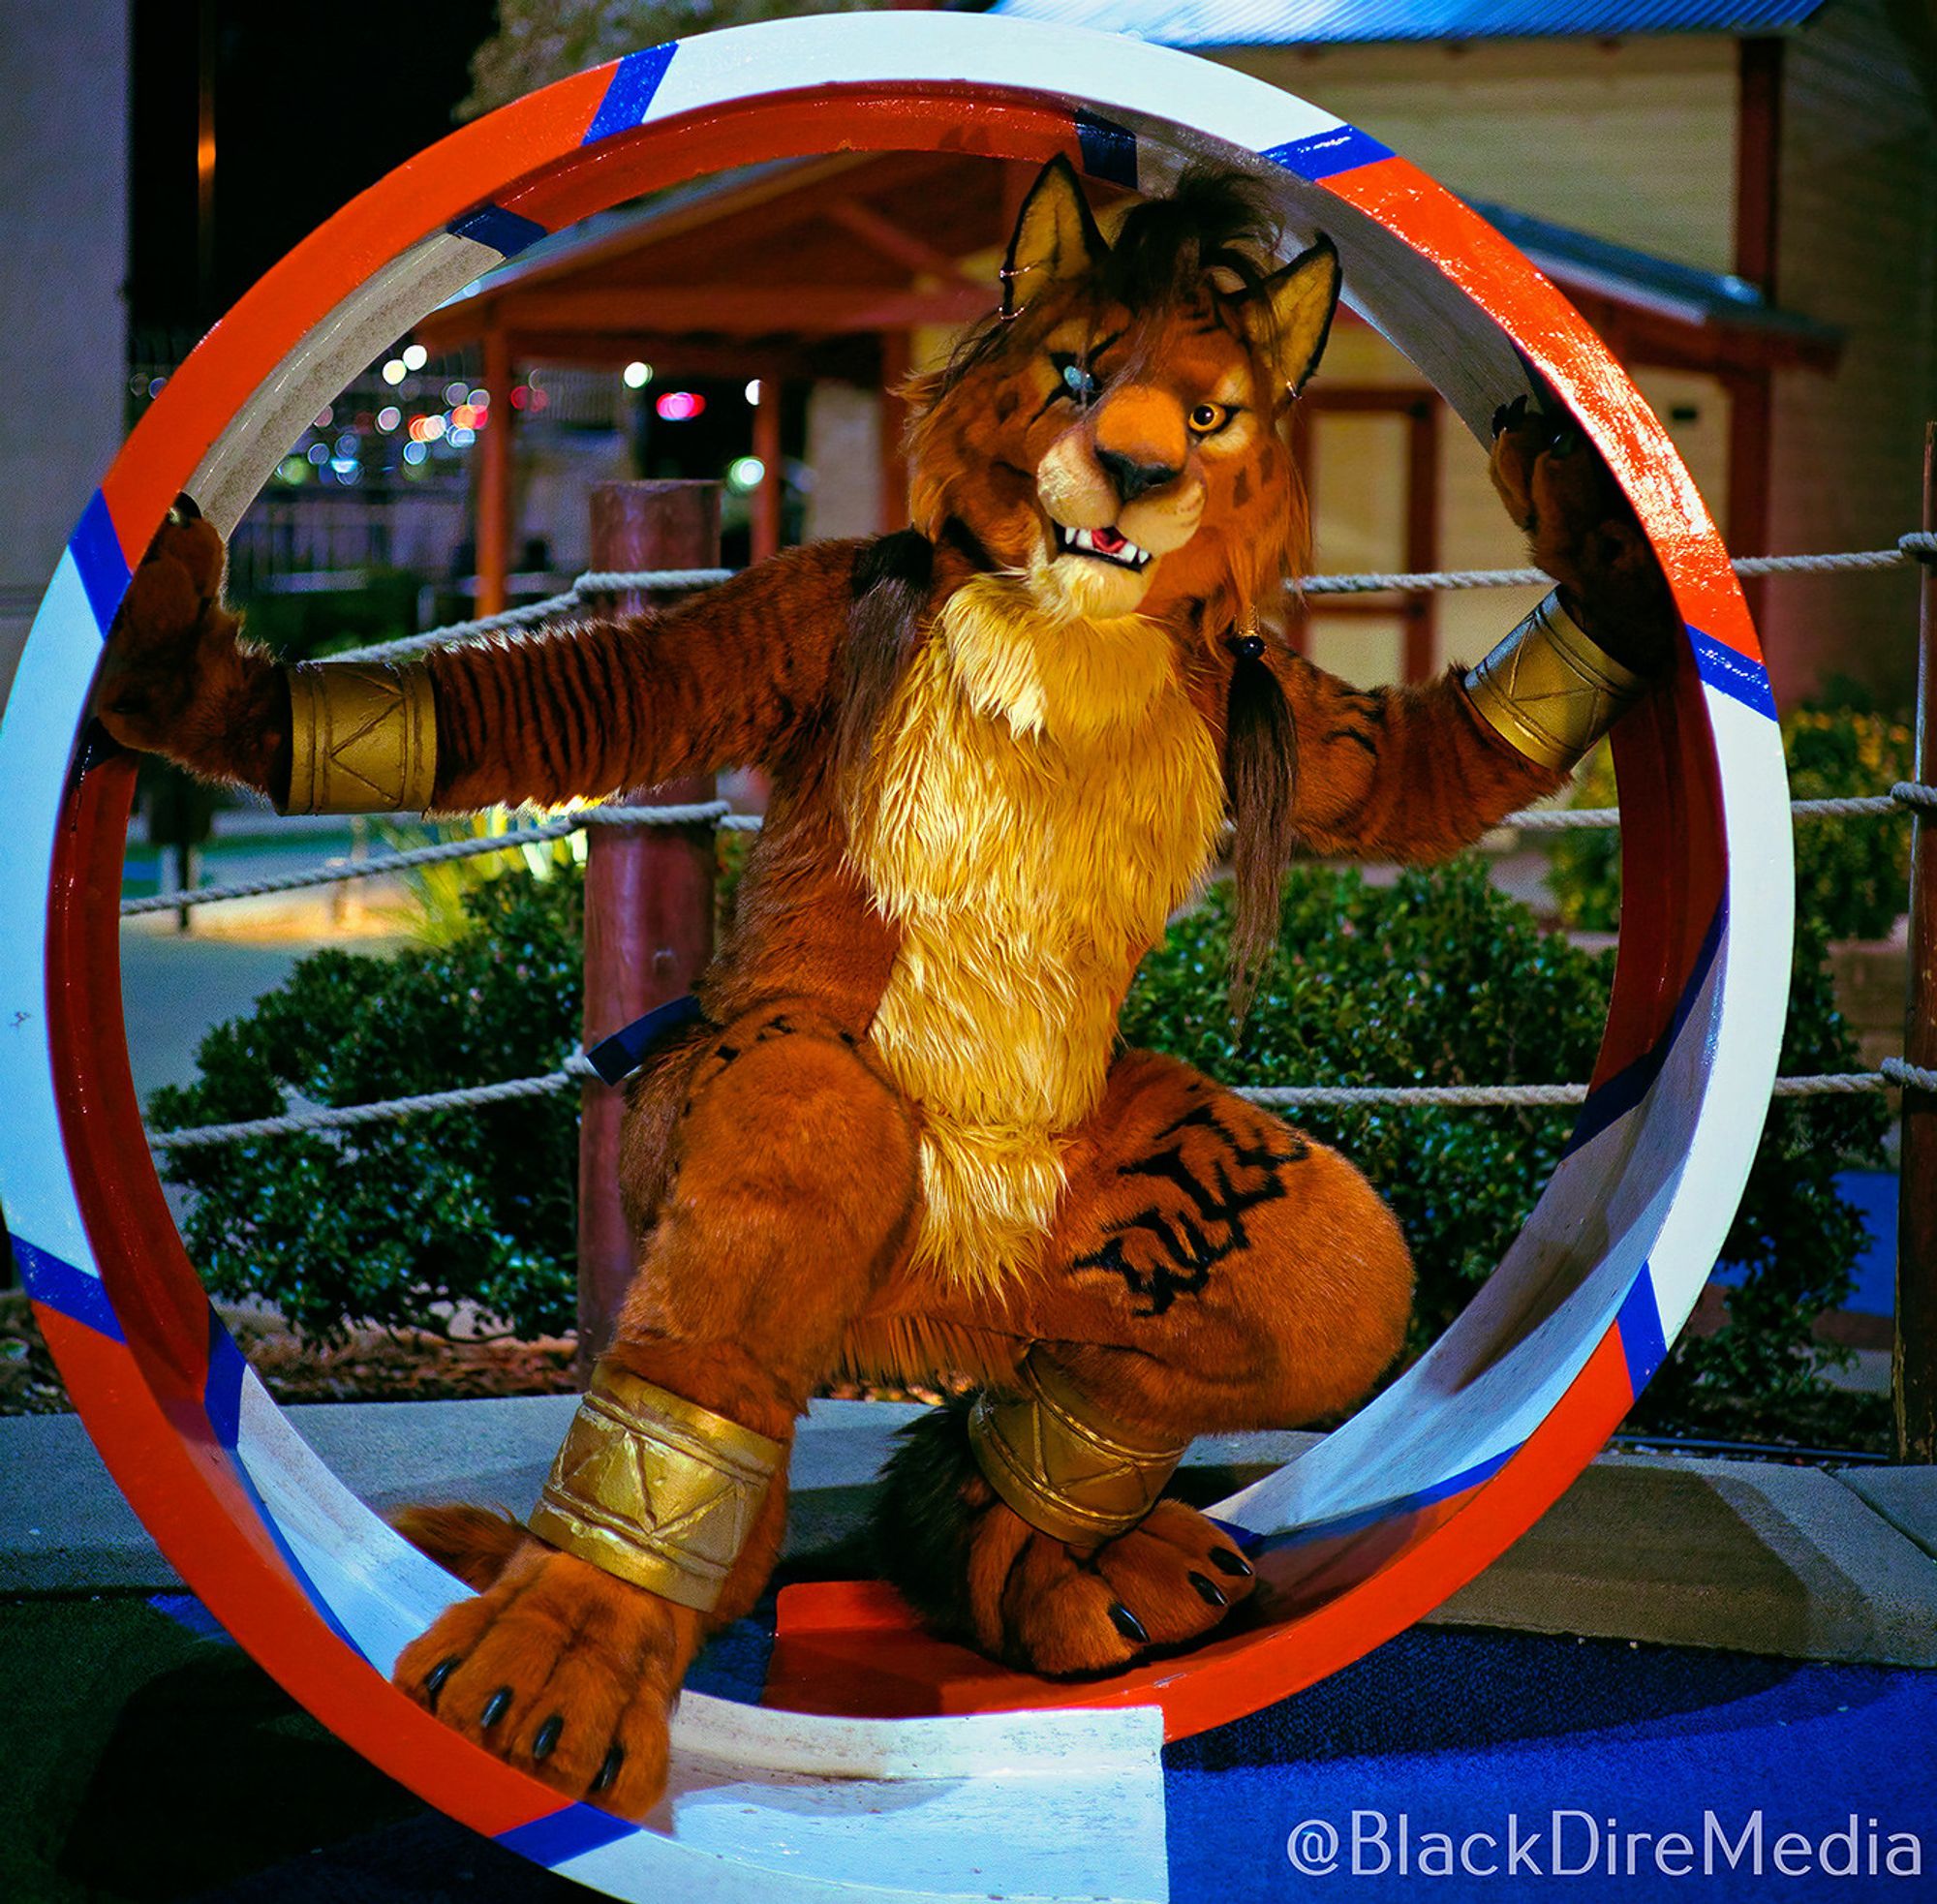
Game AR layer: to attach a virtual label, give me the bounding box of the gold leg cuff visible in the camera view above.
[968,1348,1186,1548]
[1463,588,1647,774]
[527,1363,784,1612]
[282,662,437,814]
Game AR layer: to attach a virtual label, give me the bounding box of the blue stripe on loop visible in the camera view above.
[1615,1264,1669,1396]
[497,1803,639,1867]
[15,1236,125,1340]
[203,1309,248,1450]
[1564,896,1727,1156]
[1261,124,1395,183]
[582,44,677,145]
[70,491,133,639]
[447,203,549,260]
[1241,1444,1518,1556]
[1075,110,1139,188]
[1689,625,1778,721]
[202,1305,367,1659]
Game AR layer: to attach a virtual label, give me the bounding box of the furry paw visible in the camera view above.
[93,494,261,759]
[969,1496,1256,1676]
[1488,395,1678,676]
[393,1536,700,1820]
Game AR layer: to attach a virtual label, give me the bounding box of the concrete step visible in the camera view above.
[6,1396,1934,1668]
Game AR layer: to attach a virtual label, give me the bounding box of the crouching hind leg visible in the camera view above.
[874,1050,1412,1674]
[392,1002,918,1815]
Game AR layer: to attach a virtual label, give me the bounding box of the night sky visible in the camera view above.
[128,0,498,339]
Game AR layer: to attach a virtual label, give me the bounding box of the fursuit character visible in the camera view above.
[96,160,1677,1817]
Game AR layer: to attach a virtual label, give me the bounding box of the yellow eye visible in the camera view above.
[1189,402,1232,436]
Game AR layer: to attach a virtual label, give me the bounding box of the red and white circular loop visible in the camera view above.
[0,16,1788,1898]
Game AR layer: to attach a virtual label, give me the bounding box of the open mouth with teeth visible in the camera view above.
[1057,523,1153,571]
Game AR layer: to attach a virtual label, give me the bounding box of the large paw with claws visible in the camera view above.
[1488,394,1679,676]
[93,495,242,753]
[394,1535,700,1820]
[968,1497,1256,1676]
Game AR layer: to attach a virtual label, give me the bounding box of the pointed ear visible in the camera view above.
[1002,155,1110,317]
[1242,234,1341,397]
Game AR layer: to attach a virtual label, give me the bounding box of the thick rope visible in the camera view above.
[1883,1057,1937,1093]
[149,1055,599,1152]
[149,1057,1926,1152]
[330,569,737,665]
[133,779,1937,914]
[315,535,1937,667]
[1240,1081,1587,1108]
[121,802,733,916]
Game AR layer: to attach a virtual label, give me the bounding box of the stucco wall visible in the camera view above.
[0,3,130,711]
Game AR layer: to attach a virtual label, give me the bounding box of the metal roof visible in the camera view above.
[981,0,1829,47]
[1468,199,1839,352]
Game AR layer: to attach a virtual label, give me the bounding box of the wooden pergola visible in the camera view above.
[414,149,1839,630]
[413,150,1049,612]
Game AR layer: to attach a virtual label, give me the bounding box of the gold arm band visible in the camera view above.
[527,1363,784,1612]
[282,663,437,814]
[968,1348,1187,1548]
[1463,589,1647,774]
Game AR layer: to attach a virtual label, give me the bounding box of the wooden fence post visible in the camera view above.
[1895,422,1937,1462]
[576,480,721,1379]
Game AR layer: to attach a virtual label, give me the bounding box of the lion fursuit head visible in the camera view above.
[907,157,1339,632]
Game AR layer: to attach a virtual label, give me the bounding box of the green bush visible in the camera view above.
[156,850,1887,1444]
[1122,860,1610,1351]
[1122,861,1888,1428]
[150,866,585,1345]
[1550,703,1915,939]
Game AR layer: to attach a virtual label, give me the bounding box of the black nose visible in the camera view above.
[1094,447,1179,505]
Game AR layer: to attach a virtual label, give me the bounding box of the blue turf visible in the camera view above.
[1711,1168,1897,1315]
[1164,1627,1936,1900]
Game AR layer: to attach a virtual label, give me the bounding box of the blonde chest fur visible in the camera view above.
[846,574,1225,1288]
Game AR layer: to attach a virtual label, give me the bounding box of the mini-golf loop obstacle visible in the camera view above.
[0,15,1791,1899]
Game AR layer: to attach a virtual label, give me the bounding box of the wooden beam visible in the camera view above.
[823,196,981,285]
[753,377,784,560]
[477,326,513,617]
[1404,394,1440,685]
[1735,38,1784,298]
[1896,421,1937,1462]
[879,328,910,535]
[576,484,721,1380]
[503,285,992,336]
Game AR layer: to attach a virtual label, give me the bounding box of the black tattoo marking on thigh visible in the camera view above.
[1072,1101,1308,1317]
[1326,725,1379,757]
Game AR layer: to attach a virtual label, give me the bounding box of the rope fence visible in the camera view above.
[132,529,1937,1153]
[317,532,1937,669]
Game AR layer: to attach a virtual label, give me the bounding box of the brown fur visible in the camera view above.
[95,162,1673,1818]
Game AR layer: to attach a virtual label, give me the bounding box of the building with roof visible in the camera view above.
[418,0,1933,704]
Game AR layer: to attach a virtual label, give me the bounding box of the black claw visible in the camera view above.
[423,1656,460,1708]
[1210,1548,1253,1578]
[592,1744,625,1795]
[1493,393,1530,437]
[480,1686,513,1729]
[170,491,202,521]
[1188,1571,1227,1608]
[1549,425,1580,457]
[532,1714,564,1762]
[1109,1602,1150,1646]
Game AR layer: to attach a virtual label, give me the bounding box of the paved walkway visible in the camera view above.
[7,1397,1935,1666]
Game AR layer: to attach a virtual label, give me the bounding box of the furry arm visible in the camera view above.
[423,538,864,811]
[96,526,867,813]
[1279,653,1570,863]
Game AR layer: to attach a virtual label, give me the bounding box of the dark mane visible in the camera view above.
[1100,166,1282,311]
[911,166,1287,409]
